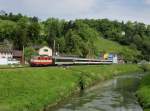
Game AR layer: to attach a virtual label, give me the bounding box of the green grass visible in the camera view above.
[95,38,137,53]
[0,67,78,111]
[95,38,125,53]
[95,38,140,61]
[0,64,141,111]
[137,65,150,111]
[70,64,142,87]
[0,65,26,69]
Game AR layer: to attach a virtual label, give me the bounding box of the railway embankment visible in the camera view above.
[136,65,150,111]
[0,64,142,111]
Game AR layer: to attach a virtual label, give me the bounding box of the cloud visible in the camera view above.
[144,0,150,5]
[0,0,150,24]
[21,0,97,19]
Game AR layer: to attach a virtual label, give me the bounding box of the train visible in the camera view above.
[30,56,53,66]
[30,55,113,66]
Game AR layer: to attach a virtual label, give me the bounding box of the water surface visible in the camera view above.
[50,73,144,111]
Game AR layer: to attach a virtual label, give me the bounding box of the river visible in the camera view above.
[49,73,144,111]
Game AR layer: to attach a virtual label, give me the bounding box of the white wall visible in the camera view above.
[0,58,8,65]
[0,52,13,59]
[0,52,19,65]
[0,58,20,65]
[39,46,52,56]
[113,55,118,64]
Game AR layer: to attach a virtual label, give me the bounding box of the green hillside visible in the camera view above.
[1,14,147,62]
[95,38,141,62]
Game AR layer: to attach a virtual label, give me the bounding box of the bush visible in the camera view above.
[140,64,150,72]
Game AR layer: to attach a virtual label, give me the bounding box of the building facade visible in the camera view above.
[38,46,52,56]
[0,47,23,65]
[0,47,13,65]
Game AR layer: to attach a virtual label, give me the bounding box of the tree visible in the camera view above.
[43,18,65,47]
[14,17,29,49]
[24,47,37,62]
[27,21,41,43]
[0,19,17,41]
[55,37,66,53]
[65,29,82,56]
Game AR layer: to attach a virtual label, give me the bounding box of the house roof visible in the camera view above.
[0,47,12,53]
[0,43,23,57]
[12,50,22,57]
[33,45,52,50]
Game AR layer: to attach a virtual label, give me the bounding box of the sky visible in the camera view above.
[0,0,150,24]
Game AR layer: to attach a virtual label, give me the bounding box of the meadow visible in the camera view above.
[95,38,140,61]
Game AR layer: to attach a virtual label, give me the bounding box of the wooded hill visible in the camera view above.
[0,12,149,62]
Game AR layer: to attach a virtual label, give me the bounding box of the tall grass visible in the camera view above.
[137,65,150,111]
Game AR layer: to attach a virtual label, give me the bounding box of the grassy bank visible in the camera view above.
[137,65,150,111]
[0,64,141,111]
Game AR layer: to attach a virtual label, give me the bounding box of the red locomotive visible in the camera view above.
[30,56,53,66]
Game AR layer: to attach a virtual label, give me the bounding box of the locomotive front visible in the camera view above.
[30,56,53,66]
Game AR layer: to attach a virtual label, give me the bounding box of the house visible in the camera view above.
[38,46,52,56]
[12,50,24,64]
[0,47,13,65]
[0,46,23,65]
[99,52,124,64]
[0,47,13,59]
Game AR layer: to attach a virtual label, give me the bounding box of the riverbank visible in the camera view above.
[0,64,142,111]
[137,65,150,111]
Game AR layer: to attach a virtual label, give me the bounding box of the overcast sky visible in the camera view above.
[0,0,150,24]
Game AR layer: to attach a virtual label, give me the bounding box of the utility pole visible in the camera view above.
[53,40,56,56]
[57,43,59,56]
[22,45,25,65]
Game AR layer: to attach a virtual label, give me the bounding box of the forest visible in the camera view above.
[0,11,150,62]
